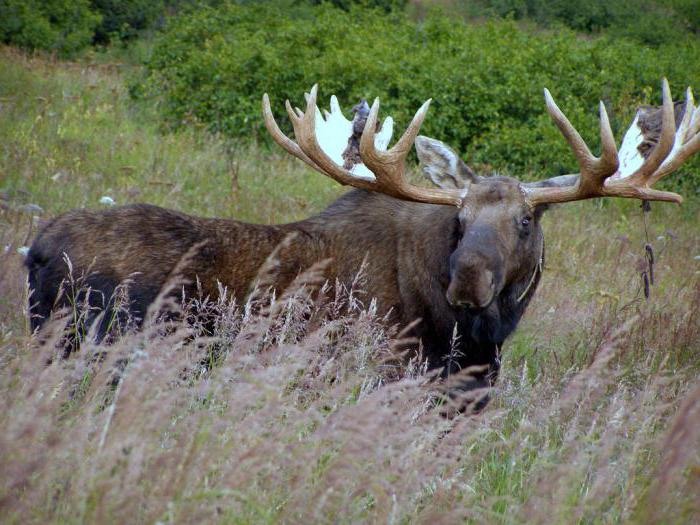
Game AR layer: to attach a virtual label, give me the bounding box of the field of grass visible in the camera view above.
[1,48,699,523]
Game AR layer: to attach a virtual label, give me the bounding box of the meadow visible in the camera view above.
[1,46,699,523]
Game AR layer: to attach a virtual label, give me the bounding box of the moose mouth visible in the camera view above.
[446,272,497,311]
[446,292,496,311]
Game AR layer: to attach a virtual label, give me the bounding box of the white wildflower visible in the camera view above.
[99,196,115,206]
[21,203,43,215]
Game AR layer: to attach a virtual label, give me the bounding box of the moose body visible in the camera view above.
[28,181,542,390]
[26,80,699,408]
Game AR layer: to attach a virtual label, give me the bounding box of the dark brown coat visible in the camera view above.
[27,184,543,396]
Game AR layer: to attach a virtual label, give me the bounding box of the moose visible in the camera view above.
[25,79,700,407]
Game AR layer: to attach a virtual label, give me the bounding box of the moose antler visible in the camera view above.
[262,85,465,206]
[524,79,700,206]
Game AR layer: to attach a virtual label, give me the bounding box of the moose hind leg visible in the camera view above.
[76,275,160,347]
[27,260,144,355]
[26,250,63,333]
[58,274,120,355]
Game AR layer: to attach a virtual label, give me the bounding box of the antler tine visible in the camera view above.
[285,99,302,123]
[597,101,619,177]
[661,122,700,177]
[544,89,597,174]
[678,87,695,136]
[393,98,433,156]
[359,98,395,184]
[358,97,462,205]
[688,88,700,137]
[262,93,321,171]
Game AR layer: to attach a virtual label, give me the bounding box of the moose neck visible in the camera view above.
[214,188,540,360]
[302,190,458,320]
[303,190,545,371]
[211,188,541,344]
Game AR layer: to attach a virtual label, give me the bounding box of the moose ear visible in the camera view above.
[415,136,479,190]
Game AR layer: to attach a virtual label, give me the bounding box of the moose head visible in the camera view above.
[263,79,699,316]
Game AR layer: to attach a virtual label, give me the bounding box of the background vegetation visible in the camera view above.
[136,1,700,190]
[1,0,699,522]
[2,0,699,190]
[441,0,700,44]
[0,0,101,56]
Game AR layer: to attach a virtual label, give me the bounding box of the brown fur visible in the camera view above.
[27,177,546,407]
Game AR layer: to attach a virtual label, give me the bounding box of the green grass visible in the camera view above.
[0,47,699,524]
[0,47,343,223]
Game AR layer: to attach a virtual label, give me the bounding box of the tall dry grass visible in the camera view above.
[1,202,699,522]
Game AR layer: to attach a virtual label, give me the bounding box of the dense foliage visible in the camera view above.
[0,0,168,53]
[0,0,101,56]
[138,2,700,187]
[90,0,164,44]
[458,0,699,46]
[309,0,407,11]
[2,0,697,53]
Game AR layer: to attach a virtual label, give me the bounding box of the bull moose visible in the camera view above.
[25,79,700,407]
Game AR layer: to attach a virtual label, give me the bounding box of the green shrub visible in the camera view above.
[91,0,165,43]
[0,0,172,52]
[308,0,407,11]
[0,0,101,56]
[667,0,700,33]
[137,2,700,190]
[454,0,694,46]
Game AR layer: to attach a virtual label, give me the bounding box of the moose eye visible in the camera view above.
[521,216,531,227]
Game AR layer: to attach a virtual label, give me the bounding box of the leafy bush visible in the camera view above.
[668,0,700,33]
[453,0,695,46]
[0,0,101,56]
[0,0,167,52]
[309,0,407,11]
[138,2,700,189]
[91,0,165,43]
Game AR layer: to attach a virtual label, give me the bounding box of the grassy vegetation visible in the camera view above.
[0,47,343,222]
[1,49,699,523]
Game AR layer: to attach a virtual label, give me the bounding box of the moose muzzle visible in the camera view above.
[446,254,500,310]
